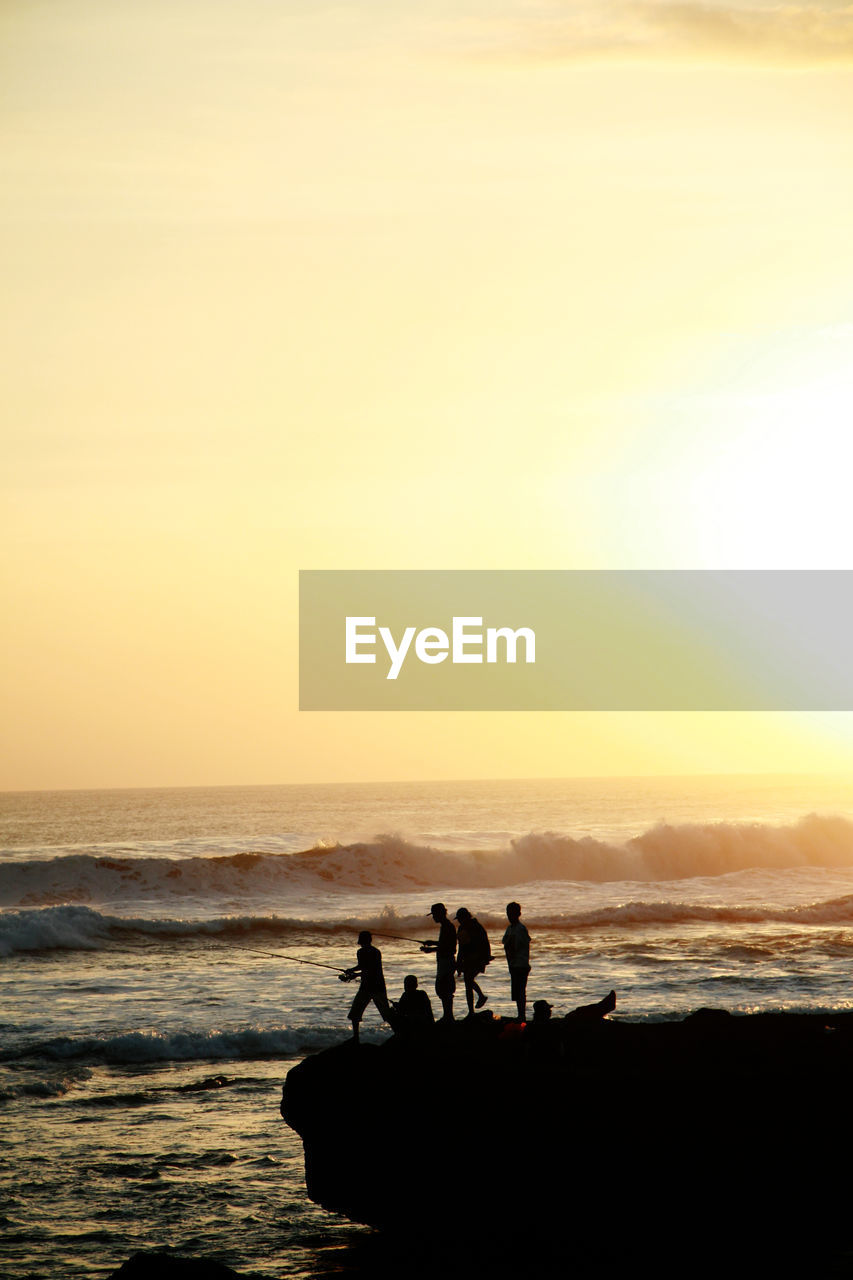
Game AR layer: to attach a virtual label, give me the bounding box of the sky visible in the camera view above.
[3,0,853,789]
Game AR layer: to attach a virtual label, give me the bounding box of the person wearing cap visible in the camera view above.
[502,901,531,1022]
[421,903,457,1021]
[524,998,557,1057]
[454,907,491,1017]
[344,929,392,1043]
[532,999,552,1023]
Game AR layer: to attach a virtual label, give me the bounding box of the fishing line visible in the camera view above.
[371,930,435,949]
[224,944,349,974]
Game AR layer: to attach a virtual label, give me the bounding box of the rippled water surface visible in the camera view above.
[3,775,853,1276]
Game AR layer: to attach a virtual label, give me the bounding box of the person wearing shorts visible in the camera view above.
[454,906,491,1016]
[423,902,457,1021]
[502,901,531,1021]
[346,930,392,1041]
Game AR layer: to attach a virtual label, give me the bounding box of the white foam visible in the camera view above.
[2,814,853,911]
[10,1024,376,1066]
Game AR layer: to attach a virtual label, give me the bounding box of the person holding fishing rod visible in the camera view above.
[342,930,392,1043]
[420,903,457,1022]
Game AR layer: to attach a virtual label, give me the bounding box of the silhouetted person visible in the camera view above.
[344,930,392,1042]
[524,999,560,1058]
[566,990,616,1022]
[526,992,616,1027]
[454,907,491,1017]
[392,974,435,1037]
[502,901,531,1021]
[421,903,457,1021]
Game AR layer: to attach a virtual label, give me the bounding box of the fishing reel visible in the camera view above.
[338,969,358,983]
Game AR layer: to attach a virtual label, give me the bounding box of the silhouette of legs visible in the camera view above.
[567,990,617,1021]
[509,966,530,1021]
[461,970,487,1017]
[435,972,455,1021]
[349,987,392,1040]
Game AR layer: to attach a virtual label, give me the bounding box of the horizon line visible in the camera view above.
[2,768,850,797]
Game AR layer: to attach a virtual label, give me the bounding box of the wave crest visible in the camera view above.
[1,815,852,911]
[3,1024,372,1067]
[6,892,853,957]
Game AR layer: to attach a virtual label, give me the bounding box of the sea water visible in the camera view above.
[2,775,853,1277]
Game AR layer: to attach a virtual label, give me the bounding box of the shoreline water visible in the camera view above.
[3,776,853,1278]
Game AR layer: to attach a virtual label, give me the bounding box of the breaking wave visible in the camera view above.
[0,1067,92,1102]
[0,904,363,955]
[3,814,853,909]
[2,1024,377,1067]
[5,892,853,956]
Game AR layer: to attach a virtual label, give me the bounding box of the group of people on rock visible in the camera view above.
[343,900,531,1041]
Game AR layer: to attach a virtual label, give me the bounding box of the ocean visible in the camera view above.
[3,774,853,1278]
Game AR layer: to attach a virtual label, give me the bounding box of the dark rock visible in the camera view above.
[281,1010,853,1263]
[108,1252,244,1280]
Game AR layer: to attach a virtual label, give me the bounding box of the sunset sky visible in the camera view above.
[3,0,853,789]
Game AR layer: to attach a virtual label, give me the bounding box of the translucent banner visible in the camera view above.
[299,570,853,710]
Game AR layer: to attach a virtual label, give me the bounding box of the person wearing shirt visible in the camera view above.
[502,901,531,1021]
[422,902,457,1021]
[345,930,392,1042]
[454,906,491,1016]
[392,973,435,1037]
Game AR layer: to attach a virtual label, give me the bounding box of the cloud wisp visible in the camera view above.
[462,1,853,67]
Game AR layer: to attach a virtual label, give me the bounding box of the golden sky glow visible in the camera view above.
[3,1,853,788]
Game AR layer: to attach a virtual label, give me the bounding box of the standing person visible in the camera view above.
[502,901,531,1021]
[421,902,457,1021]
[344,930,392,1043]
[454,907,491,1016]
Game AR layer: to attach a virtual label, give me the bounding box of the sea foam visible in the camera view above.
[3,1024,374,1066]
[5,892,853,956]
[3,814,853,910]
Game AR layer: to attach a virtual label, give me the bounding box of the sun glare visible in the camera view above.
[685,329,853,567]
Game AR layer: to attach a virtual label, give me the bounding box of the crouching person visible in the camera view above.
[390,974,435,1038]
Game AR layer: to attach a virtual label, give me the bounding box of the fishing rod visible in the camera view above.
[231,944,357,979]
[371,930,437,951]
